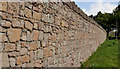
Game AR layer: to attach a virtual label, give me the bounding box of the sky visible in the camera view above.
[75,1,118,16]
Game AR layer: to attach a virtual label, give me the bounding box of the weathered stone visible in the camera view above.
[17,56,22,65]
[34,23,38,29]
[29,50,34,62]
[8,52,20,57]
[21,42,27,48]
[7,29,21,42]
[4,43,16,52]
[1,20,11,28]
[38,31,43,41]
[0,43,3,52]
[12,18,24,28]
[38,22,44,30]
[33,11,41,20]
[22,55,30,63]
[38,49,43,59]
[33,30,39,41]
[0,2,7,11]
[26,31,33,41]
[55,17,60,25]
[25,8,31,18]
[0,27,7,33]
[0,33,8,42]
[34,50,38,61]
[2,53,9,67]
[20,48,28,55]
[25,21,33,31]
[43,47,53,58]
[33,61,42,67]
[9,58,15,67]
[17,43,21,51]
[21,32,27,41]
[41,40,45,47]
[61,20,68,27]
[29,42,37,50]
[42,13,54,23]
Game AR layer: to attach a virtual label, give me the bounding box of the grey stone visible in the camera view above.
[38,31,43,41]
[20,48,27,55]
[9,58,15,67]
[2,53,9,67]
[38,49,43,59]
[17,43,21,51]
[0,43,3,52]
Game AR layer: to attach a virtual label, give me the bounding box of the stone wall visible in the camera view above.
[0,1,106,67]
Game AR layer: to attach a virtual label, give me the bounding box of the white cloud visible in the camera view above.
[83,2,117,16]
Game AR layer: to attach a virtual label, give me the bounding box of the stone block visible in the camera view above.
[38,22,44,30]
[9,58,15,67]
[33,11,41,20]
[33,30,39,41]
[20,48,28,55]
[38,49,43,59]
[7,28,21,42]
[29,42,37,50]
[43,47,53,58]
[12,18,24,28]
[21,32,27,41]
[17,43,21,51]
[22,55,30,63]
[34,23,38,29]
[1,20,11,28]
[0,43,3,52]
[2,53,9,67]
[21,42,27,48]
[42,13,54,23]
[25,8,32,18]
[17,56,22,65]
[0,33,8,42]
[0,2,7,12]
[4,43,16,52]
[25,21,33,31]
[38,31,43,41]
[8,52,20,57]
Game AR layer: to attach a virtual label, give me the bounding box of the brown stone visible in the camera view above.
[33,30,39,41]
[34,23,38,29]
[4,43,16,52]
[25,8,31,18]
[8,52,20,57]
[61,20,68,27]
[33,11,41,20]
[12,18,24,28]
[22,55,30,63]
[43,47,53,58]
[29,42,37,50]
[7,28,21,42]
[38,22,44,30]
[25,21,33,31]
[0,2,7,11]
[21,42,27,47]
[1,20,11,28]
[2,53,9,67]
[17,56,22,65]
[0,33,8,42]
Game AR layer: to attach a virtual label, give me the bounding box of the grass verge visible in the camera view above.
[81,39,118,67]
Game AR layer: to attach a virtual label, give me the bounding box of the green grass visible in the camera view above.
[81,39,118,67]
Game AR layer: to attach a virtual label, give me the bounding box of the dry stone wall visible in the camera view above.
[0,1,106,67]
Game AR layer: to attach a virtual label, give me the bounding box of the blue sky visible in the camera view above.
[75,2,118,16]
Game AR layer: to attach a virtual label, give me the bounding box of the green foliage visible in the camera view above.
[91,5,120,37]
[81,39,118,67]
